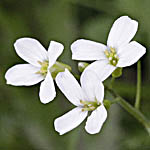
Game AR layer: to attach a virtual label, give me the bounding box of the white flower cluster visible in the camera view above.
[5,16,146,135]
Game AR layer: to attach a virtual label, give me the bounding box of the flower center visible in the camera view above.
[80,99,101,111]
[36,60,49,77]
[104,47,119,66]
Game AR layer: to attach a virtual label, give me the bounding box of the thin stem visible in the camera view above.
[110,98,120,104]
[135,61,141,109]
[109,76,115,89]
[105,85,150,135]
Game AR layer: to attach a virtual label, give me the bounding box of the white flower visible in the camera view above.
[71,16,146,81]
[5,38,64,104]
[54,69,107,135]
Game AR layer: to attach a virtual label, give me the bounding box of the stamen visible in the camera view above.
[104,47,119,66]
[110,47,115,53]
[80,99,101,111]
[104,50,109,57]
[36,60,49,77]
[38,61,43,65]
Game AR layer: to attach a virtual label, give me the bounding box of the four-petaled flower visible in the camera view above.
[5,38,64,104]
[54,69,107,135]
[71,16,146,81]
[4,16,147,135]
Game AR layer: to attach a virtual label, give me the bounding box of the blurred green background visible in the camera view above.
[0,0,150,149]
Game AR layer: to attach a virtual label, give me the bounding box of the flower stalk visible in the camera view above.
[109,76,115,89]
[105,85,150,135]
[135,61,141,109]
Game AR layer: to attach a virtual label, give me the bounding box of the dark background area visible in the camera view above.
[0,0,150,149]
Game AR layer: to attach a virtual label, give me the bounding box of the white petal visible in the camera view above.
[85,105,107,134]
[95,82,104,103]
[5,64,43,86]
[14,38,48,67]
[117,41,146,67]
[86,60,116,81]
[54,107,88,135]
[107,16,138,49]
[80,69,104,102]
[39,71,56,104]
[55,69,84,106]
[71,39,107,60]
[48,41,64,68]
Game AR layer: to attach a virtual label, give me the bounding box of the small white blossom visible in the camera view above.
[54,69,107,135]
[71,16,146,81]
[5,38,64,104]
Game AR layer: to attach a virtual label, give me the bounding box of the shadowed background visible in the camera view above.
[0,0,150,149]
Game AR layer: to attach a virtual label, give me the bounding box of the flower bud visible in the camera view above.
[78,62,89,72]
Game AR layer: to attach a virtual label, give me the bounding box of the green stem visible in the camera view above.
[135,61,141,109]
[109,77,115,89]
[110,98,120,104]
[105,86,150,135]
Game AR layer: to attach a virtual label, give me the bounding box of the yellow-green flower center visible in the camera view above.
[80,99,101,111]
[36,60,49,77]
[104,47,119,66]
[36,60,72,79]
